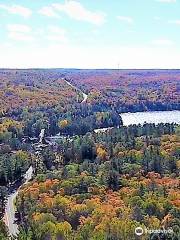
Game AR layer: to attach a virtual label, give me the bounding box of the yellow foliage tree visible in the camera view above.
[97,146,108,161]
[58,119,69,129]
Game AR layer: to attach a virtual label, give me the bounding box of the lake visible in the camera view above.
[120,110,180,126]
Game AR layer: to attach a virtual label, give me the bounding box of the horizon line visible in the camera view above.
[1,68,180,71]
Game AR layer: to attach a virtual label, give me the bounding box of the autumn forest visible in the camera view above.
[0,69,179,240]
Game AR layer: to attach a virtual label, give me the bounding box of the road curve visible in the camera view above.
[63,79,88,103]
[4,191,19,237]
[4,166,33,238]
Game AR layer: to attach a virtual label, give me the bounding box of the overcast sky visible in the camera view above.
[0,0,180,69]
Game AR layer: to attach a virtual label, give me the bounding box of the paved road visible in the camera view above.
[4,166,33,238]
[4,191,19,237]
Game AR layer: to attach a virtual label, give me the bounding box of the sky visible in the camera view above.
[0,0,180,69]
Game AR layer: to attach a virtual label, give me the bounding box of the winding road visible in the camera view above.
[3,166,33,238]
[4,191,19,237]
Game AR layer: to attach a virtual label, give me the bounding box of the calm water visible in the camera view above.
[120,111,180,126]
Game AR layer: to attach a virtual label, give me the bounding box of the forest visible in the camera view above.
[64,69,180,113]
[0,69,180,116]
[0,69,179,240]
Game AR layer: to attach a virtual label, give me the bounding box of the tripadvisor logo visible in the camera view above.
[135,227,144,236]
[135,227,174,236]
